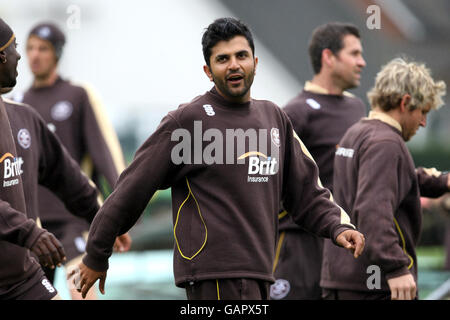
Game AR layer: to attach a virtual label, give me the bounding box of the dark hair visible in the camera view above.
[308,22,361,74]
[202,17,255,66]
[28,22,66,60]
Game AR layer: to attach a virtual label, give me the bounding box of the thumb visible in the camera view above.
[337,233,352,248]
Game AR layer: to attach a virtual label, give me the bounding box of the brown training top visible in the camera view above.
[0,97,44,294]
[321,111,449,293]
[83,88,355,287]
[4,98,101,226]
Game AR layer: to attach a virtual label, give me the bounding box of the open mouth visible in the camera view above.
[227,74,244,85]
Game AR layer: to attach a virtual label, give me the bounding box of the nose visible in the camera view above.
[420,114,427,127]
[228,56,240,70]
[358,55,366,68]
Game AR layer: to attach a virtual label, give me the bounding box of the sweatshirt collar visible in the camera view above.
[367,110,402,133]
[303,81,354,97]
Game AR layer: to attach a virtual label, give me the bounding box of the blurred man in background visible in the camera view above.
[16,21,130,300]
[271,22,366,300]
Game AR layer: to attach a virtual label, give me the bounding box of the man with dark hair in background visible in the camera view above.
[73,17,365,300]
[0,17,65,300]
[15,21,130,299]
[271,22,366,300]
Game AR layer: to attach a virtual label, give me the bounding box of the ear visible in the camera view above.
[322,48,335,69]
[254,56,258,74]
[0,50,6,64]
[399,94,411,112]
[203,64,214,82]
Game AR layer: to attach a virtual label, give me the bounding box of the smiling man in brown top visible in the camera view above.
[74,17,365,300]
[321,57,449,300]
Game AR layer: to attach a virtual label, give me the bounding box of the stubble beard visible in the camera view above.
[212,68,255,102]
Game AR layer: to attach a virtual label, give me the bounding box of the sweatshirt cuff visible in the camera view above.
[82,253,109,272]
[385,266,410,280]
[23,221,46,249]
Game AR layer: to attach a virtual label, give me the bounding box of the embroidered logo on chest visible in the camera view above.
[202,104,215,116]
[17,128,31,149]
[271,128,280,147]
[306,98,321,110]
[51,101,73,121]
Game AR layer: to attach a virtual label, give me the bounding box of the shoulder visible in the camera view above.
[253,98,290,125]
[283,92,309,113]
[50,78,87,98]
[343,93,367,110]
[3,98,42,120]
[350,119,405,154]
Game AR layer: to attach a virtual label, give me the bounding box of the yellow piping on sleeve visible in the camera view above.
[393,217,414,269]
[273,231,286,273]
[174,177,207,260]
[278,210,288,220]
[79,82,126,175]
[216,279,221,300]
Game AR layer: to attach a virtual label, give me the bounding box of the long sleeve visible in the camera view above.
[80,86,126,189]
[281,120,354,243]
[36,112,101,223]
[83,114,182,271]
[416,167,449,198]
[0,199,44,248]
[353,140,411,279]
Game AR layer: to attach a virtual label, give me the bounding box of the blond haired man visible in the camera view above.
[321,57,449,300]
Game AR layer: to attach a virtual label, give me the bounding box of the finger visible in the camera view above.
[411,284,417,300]
[67,267,77,280]
[391,288,398,300]
[398,288,405,300]
[82,280,94,299]
[99,275,106,295]
[50,234,66,263]
[31,246,45,265]
[46,235,64,267]
[404,287,411,300]
[339,236,352,250]
[113,239,122,252]
[39,236,58,268]
[354,235,365,258]
[37,241,53,268]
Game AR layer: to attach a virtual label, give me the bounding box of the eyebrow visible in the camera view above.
[215,50,250,60]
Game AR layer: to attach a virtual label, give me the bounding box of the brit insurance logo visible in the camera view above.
[51,101,73,121]
[238,151,278,183]
[1,153,24,188]
[170,121,280,183]
[17,128,31,149]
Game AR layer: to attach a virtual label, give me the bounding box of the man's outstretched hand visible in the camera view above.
[336,229,365,258]
[68,262,107,299]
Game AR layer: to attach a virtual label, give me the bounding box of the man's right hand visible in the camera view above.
[387,273,416,300]
[30,231,66,269]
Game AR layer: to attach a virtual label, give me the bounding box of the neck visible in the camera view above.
[33,69,58,88]
[214,85,251,104]
[311,73,344,95]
